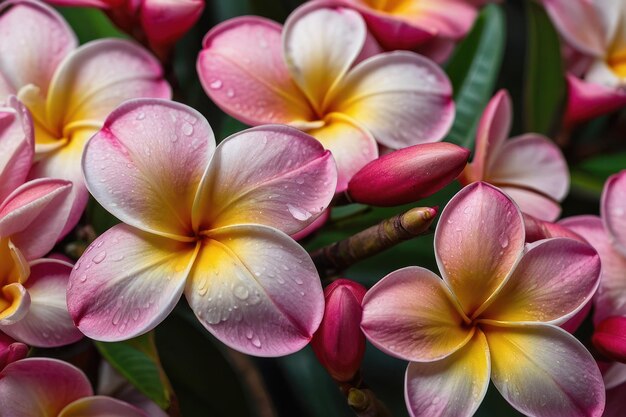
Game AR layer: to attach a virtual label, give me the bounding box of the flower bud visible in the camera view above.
[347,143,470,207]
[0,332,27,370]
[593,316,626,363]
[311,279,367,382]
[140,0,205,50]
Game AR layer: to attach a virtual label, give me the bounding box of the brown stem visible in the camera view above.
[310,207,438,279]
[337,373,393,417]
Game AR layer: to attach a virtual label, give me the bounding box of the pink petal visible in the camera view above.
[283,3,366,110]
[390,0,478,40]
[464,90,512,183]
[565,74,626,126]
[193,125,337,236]
[605,381,626,417]
[435,182,525,316]
[361,266,472,362]
[83,99,215,240]
[291,208,329,241]
[499,186,562,222]
[603,362,626,390]
[45,0,119,7]
[405,330,490,417]
[67,224,196,342]
[306,117,377,192]
[198,16,314,125]
[561,299,592,334]
[562,215,626,323]
[524,213,586,243]
[1,260,82,347]
[479,238,600,324]
[0,283,30,326]
[140,0,204,49]
[0,332,27,370]
[185,224,324,356]
[46,39,170,128]
[593,316,626,363]
[330,51,454,149]
[0,357,93,417]
[0,97,34,202]
[602,171,626,256]
[59,396,147,417]
[484,324,605,417]
[0,178,72,260]
[0,0,76,98]
[541,0,605,57]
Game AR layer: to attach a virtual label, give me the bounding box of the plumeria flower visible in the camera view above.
[362,182,605,417]
[197,1,454,191]
[323,0,481,58]
[0,98,82,347]
[68,99,337,356]
[561,170,626,416]
[0,357,148,417]
[460,90,569,221]
[0,0,171,234]
[538,0,626,124]
[46,0,205,60]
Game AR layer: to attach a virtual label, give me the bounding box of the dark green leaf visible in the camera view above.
[95,333,170,409]
[445,4,506,149]
[523,1,566,134]
[86,198,120,235]
[55,7,125,44]
[577,151,626,181]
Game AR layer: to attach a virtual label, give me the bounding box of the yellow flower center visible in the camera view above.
[362,0,416,14]
[608,49,626,79]
[0,238,29,319]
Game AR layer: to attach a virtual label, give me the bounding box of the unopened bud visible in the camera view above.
[593,316,626,363]
[140,0,205,51]
[0,332,27,370]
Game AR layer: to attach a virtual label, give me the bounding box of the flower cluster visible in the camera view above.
[0,0,625,416]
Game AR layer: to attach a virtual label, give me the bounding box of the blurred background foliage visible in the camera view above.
[54,0,626,415]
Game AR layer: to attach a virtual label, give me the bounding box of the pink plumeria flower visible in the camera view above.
[323,0,480,58]
[0,0,171,234]
[0,357,148,417]
[362,182,605,417]
[0,97,82,347]
[46,0,205,59]
[460,90,569,221]
[68,99,337,356]
[197,2,454,191]
[561,170,626,414]
[538,0,626,124]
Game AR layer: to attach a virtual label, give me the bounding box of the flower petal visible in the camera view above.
[0,97,33,202]
[561,215,626,323]
[435,182,525,316]
[0,332,27,370]
[484,324,605,417]
[602,171,626,256]
[565,74,626,125]
[0,283,30,326]
[499,186,562,222]
[283,3,366,110]
[606,380,626,417]
[67,224,196,342]
[185,224,324,356]
[83,99,215,240]
[1,260,82,347]
[361,266,472,362]
[198,16,314,125]
[59,396,147,417]
[0,178,72,260]
[0,0,76,98]
[405,330,490,417]
[46,39,170,128]
[193,125,337,236]
[0,357,93,417]
[479,238,600,325]
[329,51,454,149]
[307,116,377,192]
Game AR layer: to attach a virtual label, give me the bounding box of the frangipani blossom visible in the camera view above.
[0,0,171,234]
[0,357,148,417]
[539,0,626,124]
[561,171,626,412]
[0,97,81,347]
[362,182,604,417]
[460,90,569,221]
[197,2,454,191]
[68,99,337,356]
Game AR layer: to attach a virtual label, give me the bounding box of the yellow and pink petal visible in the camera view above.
[0,97,33,201]
[58,396,147,417]
[601,171,626,257]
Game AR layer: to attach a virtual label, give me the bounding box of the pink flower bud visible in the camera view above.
[0,333,27,371]
[311,279,367,382]
[347,143,470,207]
[140,0,204,49]
[523,214,586,243]
[593,316,626,364]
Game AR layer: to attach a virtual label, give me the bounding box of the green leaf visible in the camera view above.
[524,1,566,134]
[445,4,506,149]
[95,333,171,409]
[577,151,626,181]
[86,198,120,235]
[55,7,126,44]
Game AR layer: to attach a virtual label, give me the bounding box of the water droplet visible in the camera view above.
[296,178,305,185]
[287,204,312,221]
[136,112,146,120]
[80,274,87,282]
[226,88,235,98]
[209,80,223,90]
[499,234,509,249]
[233,285,249,300]
[93,251,107,264]
[182,122,194,136]
[294,276,303,285]
[246,329,254,339]
[112,308,123,325]
[259,39,268,49]
[251,335,262,348]
[131,309,140,321]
